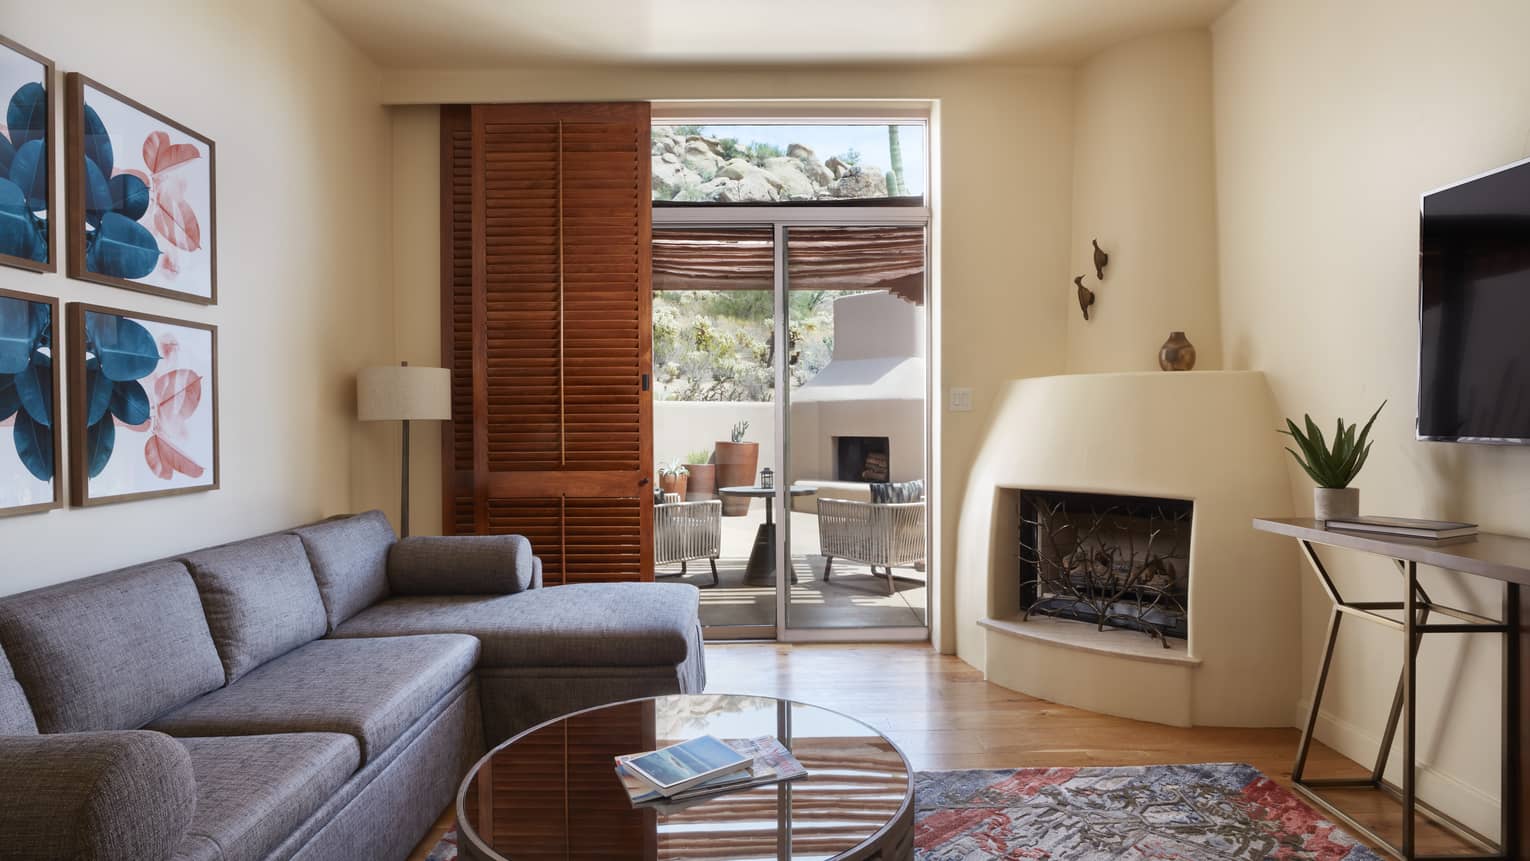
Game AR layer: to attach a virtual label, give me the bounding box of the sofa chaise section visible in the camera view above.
[316,524,706,740]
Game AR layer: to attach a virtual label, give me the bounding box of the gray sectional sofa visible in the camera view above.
[0,511,706,861]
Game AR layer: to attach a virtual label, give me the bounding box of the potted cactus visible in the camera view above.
[715,420,759,516]
[683,448,717,501]
[1280,402,1385,524]
[657,460,689,501]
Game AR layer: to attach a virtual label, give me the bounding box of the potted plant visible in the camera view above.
[715,420,759,516]
[684,448,717,501]
[657,460,689,501]
[1280,402,1385,524]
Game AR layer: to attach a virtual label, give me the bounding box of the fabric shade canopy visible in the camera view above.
[652,226,925,304]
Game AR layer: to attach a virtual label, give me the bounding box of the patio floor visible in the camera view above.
[654,506,927,630]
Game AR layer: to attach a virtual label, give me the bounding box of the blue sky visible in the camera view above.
[696,124,926,195]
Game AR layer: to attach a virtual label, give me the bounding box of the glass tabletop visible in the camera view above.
[457,694,912,861]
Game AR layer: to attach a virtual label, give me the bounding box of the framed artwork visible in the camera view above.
[67,303,218,506]
[0,288,60,516]
[0,35,55,273]
[65,73,216,304]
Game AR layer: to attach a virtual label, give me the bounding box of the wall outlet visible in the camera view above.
[948,387,974,412]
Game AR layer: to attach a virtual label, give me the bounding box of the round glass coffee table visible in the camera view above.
[457,694,913,861]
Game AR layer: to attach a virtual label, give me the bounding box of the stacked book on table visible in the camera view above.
[614,734,807,810]
[1325,515,1478,541]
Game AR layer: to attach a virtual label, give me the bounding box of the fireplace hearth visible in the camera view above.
[1018,490,1191,644]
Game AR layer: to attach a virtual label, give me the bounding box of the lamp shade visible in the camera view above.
[357,365,451,422]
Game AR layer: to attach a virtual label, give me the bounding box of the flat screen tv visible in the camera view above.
[1418,156,1530,444]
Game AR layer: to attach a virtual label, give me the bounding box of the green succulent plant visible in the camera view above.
[685,449,712,465]
[1279,401,1385,488]
[657,459,689,478]
[730,420,750,443]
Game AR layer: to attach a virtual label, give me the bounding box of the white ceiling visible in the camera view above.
[309,0,1235,68]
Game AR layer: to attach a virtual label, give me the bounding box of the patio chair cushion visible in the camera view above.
[870,479,924,504]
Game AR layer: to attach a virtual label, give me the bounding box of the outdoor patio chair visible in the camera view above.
[654,492,722,586]
[817,491,926,595]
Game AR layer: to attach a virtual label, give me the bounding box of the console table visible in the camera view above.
[1254,518,1529,861]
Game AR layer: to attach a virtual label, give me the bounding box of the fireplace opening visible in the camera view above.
[834,436,890,482]
[1018,490,1191,644]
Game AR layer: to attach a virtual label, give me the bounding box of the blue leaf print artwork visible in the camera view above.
[0,79,49,264]
[80,311,160,477]
[0,296,54,482]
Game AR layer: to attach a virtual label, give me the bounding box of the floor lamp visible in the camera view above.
[358,362,450,537]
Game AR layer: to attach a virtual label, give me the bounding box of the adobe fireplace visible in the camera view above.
[1018,490,1191,644]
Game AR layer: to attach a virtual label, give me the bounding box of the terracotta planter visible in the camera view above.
[685,463,717,501]
[658,473,688,501]
[715,441,759,516]
[1314,487,1359,524]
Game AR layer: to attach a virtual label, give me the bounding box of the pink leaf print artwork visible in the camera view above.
[144,434,205,481]
[152,178,202,253]
[136,331,206,482]
[154,370,202,437]
[143,131,200,175]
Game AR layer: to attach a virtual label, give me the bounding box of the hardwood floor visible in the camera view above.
[407,642,1469,859]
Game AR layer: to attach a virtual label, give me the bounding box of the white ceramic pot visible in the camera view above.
[1313,487,1359,524]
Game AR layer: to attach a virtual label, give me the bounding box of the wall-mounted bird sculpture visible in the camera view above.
[1092,238,1109,280]
[1074,275,1096,321]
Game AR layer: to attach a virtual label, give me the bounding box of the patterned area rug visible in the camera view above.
[915,764,1382,860]
[425,763,1382,860]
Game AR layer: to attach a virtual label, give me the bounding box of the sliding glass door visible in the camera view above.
[648,115,932,640]
[782,226,929,631]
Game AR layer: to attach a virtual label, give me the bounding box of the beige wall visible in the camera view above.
[379,65,1080,651]
[0,0,393,595]
[1067,30,1221,373]
[1214,0,1530,835]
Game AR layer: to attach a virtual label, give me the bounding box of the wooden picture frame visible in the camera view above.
[0,34,56,274]
[65,73,217,304]
[0,287,62,516]
[67,303,219,507]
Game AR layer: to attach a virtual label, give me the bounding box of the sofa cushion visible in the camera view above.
[0,561,225,733]
[290,511,395,631]
[0,641,36,735]
[388,534,535,595]
[182,534,329,684]
[148,634,478,764]
[329,583,701,668]
[171,733,359,861]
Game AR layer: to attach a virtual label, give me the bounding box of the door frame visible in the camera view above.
[653,204,935,643]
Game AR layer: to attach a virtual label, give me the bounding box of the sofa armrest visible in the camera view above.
[0,731,196,861]
[387,534,537,595]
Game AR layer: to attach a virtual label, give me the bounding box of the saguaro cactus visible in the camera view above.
[886,125,907,196]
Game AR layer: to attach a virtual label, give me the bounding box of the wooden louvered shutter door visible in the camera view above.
[441,103,653,585]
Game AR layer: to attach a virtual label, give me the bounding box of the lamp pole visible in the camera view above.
[399,361,411,537]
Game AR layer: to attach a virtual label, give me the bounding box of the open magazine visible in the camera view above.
[615,735,807,808]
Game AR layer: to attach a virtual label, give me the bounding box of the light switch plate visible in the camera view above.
[949,387,973,412]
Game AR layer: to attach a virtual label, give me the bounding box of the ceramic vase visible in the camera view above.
[1313,487,1359,524]
[1159,331,1197,371]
